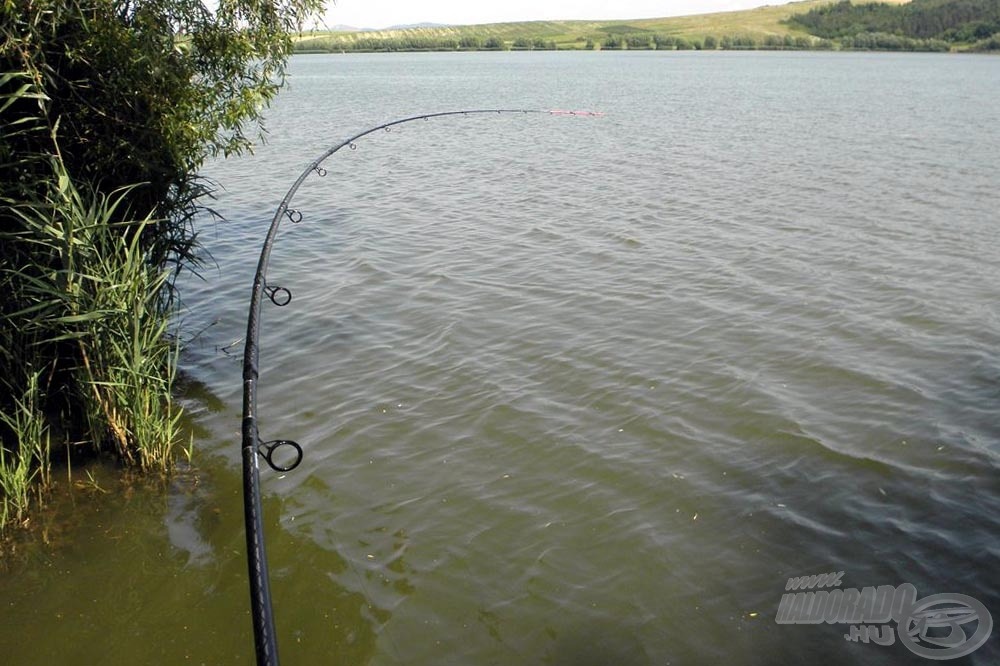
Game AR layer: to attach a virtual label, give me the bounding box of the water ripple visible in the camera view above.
[178,52,1000,665]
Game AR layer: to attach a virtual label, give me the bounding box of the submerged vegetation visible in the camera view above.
[0,0,322,535]
[296,0,1000,53]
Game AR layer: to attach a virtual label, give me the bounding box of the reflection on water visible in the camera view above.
[0,449,385,665]
[164,478,214,568]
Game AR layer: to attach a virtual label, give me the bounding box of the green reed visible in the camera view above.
[0,157,185,533]
[0,371,51,531]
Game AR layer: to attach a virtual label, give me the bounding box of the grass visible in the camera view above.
[0,155,186,535]
[0,371,51,531]
[297,0,915,51]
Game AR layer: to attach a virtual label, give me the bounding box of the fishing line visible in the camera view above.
[240,108,602,666]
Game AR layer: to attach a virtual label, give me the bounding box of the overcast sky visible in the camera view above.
[321,1,794,29]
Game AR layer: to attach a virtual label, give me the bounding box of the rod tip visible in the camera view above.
[546,109,606,117]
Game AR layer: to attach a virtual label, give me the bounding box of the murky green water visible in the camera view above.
[3,52,999,665]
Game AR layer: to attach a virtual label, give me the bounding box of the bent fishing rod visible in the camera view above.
[240,108,602,666]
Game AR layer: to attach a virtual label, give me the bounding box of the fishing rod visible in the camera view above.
[240,108,602,666]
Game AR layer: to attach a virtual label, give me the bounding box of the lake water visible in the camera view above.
[2,51,999,665]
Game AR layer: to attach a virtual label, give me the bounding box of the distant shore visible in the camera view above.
[296,0,1000,55]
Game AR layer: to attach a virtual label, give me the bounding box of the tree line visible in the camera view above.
[789,0,1000,46]
[296,31,966,53]
[297,35,556,52]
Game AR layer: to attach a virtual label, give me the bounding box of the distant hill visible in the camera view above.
[297,0,998,53]
[322,21,451,32]
[387,22,450,30]
[326,24,370,33]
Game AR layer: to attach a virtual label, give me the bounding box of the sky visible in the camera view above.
[320,1,795,29]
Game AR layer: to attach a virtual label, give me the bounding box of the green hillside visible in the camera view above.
[297,0,842,51]
[294,0,997,52]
